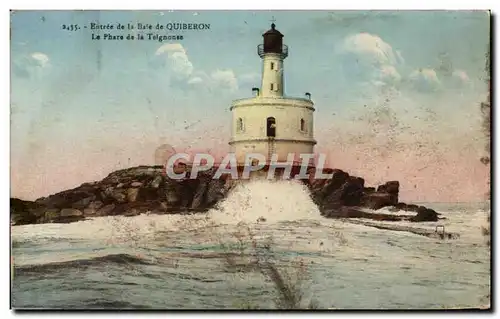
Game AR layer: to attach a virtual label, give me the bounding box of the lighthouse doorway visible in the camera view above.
[266,117,276,137]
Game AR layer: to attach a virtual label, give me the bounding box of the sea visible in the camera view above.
[11,179,491,310]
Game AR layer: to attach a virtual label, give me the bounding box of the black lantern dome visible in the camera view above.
[258,23,288,59]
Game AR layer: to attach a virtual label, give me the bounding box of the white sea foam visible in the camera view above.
[349,207,490,243]
[207,179,322,225]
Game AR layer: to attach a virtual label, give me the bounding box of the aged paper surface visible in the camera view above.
[10,10,491,310]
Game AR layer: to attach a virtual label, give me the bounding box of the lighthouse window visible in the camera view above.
[267,117,276,138]
[300,118,306,132]
[270,62,275,70]
[237,118,244,132]
[270,83,274,91]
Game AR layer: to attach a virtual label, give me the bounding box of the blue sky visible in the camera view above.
[10,10,490,201]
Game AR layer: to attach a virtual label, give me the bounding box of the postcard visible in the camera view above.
[10,10,491,310]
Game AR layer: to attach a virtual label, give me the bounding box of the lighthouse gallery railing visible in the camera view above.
[257,44,289,59]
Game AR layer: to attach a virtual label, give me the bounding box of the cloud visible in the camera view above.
[155,43,194,80]
[452,69,470,82]
[337,33,472,95]
[408,68,441,92]
[168,52,194,79]
[448,69,472,89]
[155,43,184,56]
[395,50,405,65]
[31,52,50,67]
[12,51,50,79]
[341,33,400,67]
[187,76,203,85]
[378,65,401,84]
[338,33,402,87]
[154,43,241,93]
[210,69,239,92]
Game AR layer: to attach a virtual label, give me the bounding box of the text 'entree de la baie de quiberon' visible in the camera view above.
[90,22,211,31]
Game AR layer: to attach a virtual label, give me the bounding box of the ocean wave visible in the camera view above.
[71,300,152,309]
[207,179,322,225]
[18,300,152,309]
[14,253,153,275]
[11,237,87,249]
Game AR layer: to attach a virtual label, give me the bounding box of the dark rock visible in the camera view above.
[364,187,376,193]
[309,177,328,193]
[126,188,139,202]
[165,181,182,205]
[390,202,420,212]
[60,208,83,217]
[322,170,350,196]
[43,209,60,223]
[377,181,400,195]
[41,190,95,209]
[410,206,439,222]
[321,206,413,221]
[122,209,141,217]
[312,169,349,206]
[71,195,96,210]
[10,198,41,225]
[340,177,365,206]
[97,204,116,216]
[84,201,104,216]
[407,204,419,211]
[137,187,160,202]
[111,190,127,203]
[56,208,85,223]
[111,203,143,216]
[360,192,397,210]
[178,178,200,209]
[159,201,168,211]
[149,176,163,189]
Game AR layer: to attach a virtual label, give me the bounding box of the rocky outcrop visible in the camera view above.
[10,166,236,225]
[10,198,43,225]
[309,168,440,222]
[10,165,440,226]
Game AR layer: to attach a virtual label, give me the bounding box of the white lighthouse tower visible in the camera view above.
[229,22,316,167]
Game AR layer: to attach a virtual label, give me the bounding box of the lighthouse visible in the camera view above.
[229,22,316,169]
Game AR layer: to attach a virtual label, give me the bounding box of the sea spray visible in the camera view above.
[11,179,323,267]
[11,179,322,250]
[207,179,322,225]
